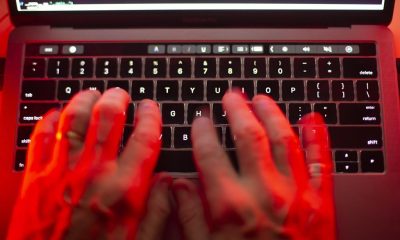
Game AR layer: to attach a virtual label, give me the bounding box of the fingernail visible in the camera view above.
[156,174,173,189]
[172,182,191,202]
[138,100,157,112]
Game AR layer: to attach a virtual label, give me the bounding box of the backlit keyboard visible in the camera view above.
[15,42,385,174]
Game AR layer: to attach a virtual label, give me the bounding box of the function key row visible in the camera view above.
[21,79,380,103]
[31,43,375,56]
[23,57,377,79]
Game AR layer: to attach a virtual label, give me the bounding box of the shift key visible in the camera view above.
[329,127,382,149]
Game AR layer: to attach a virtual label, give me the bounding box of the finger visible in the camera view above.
[137,174,172,240]
[300,113,333,193]
[252,94,307,183]
[49,90,101,175]
[222,91,276,179]
[300,113,336,240]
[26,110,60,173]
[79,88,130,169]
[191,116,238,194]
[22,110,60,194]
[118,99,162,191]
[172,179,209,240]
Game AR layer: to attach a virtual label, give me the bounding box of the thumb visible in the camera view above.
[136,174,172,240]
[172,179,209,240]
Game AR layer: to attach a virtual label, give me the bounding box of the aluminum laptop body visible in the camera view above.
[1,1,399,239]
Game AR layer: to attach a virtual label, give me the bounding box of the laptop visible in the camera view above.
[1,0,400,239]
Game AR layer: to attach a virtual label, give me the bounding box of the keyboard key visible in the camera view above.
[294,58,316,78]
[289,103,311,124]
[174,127,192,148]
[314,103,337,124]
[336,162,358,173]
[232,80,254,99]
[161,127,172,148]
[132,81,154,100]
[107,80,129,93]
[17,126,34,147]
[58,80,80,101]
[292,127,300,137]
[126,103,135,124]
[357,80,379,101]
[170,58,191,78]
[335,151,357,162]
[207,80,229,101]
[157,81,179,101]
[22,80,56,100]
[220,58,241,78]
[282,80,305,101]
[24,59,45,78]
[145,58,167,78]
[343,58,377,78]
[15,150,27,171]
[83,80,105,93]
[96,58,117,78]
[339,103,381,125]
[47,58,69,78]
[307,81,329,101]
[195,58,216,78]
[318,58,340,78]
[162,103,184,124]
[216,127,223,143]
[257,80,279,100]
[332,81,354,101]
[20,103,60,123]
[182,80,204,101]
[244,58,266,78]
[122,126,133,146]
[278,103,287,116]
[361,151,384,172]
[213,104,228,124]
[187,103,210,124]
[72,58,93,78]
[40,45,59,55]
[155,150,196,172]
[120,58,142,78]
[269,58,291,78]
[328,127,382,149]
[225,127,235,148]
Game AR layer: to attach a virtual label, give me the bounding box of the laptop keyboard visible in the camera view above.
[16,42,384,174]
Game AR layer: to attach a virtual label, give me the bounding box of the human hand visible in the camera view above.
[172,91,336,240]
[7,88,168,239]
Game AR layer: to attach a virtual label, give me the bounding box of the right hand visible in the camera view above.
[172,91,336,240]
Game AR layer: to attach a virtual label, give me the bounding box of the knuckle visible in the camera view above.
[179,204,199,226]
[95,100,125,118]
[196,143,225,164]
[236,123,266,144]
[133,127,160,147]
[150,199,171,218]
[271,134,299,150]
[63,104,89,121]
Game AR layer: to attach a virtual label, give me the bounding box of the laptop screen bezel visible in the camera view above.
[8,0,394,28]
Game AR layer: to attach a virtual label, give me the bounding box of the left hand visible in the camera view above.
[7,88,169,239]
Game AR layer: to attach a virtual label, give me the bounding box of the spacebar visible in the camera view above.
[155,150,196,173]
[155,150,239,173]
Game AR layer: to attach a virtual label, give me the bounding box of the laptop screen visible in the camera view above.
[16,0,385,12]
